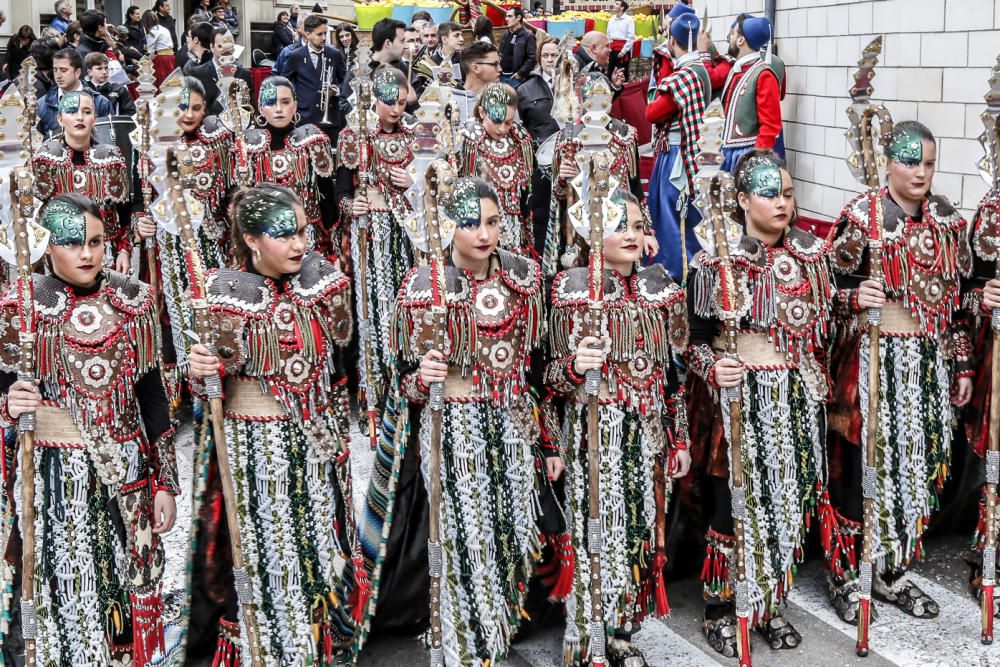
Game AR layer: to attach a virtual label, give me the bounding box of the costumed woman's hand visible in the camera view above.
[419,349,448,385]
[152,490,176,534]
[352,195,370,218]
[546,456,565,481]
[573,336,606,375]
[983,278,1000,310]
[557,157,580,184]
[6,379,40,419]
[712,356,744,388]
[952,376,973,407]
[136,215,157,240]
[188,343,221,379]
[856,279,886,309]
[642,233,659,259]
[389,166,414,189]
[115,250,131,275]
[670,448,691,479]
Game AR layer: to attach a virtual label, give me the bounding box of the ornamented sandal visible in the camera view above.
[872,576,940,618]
[703,615,740,659]
[608,639,648,667]
[757,613,801,649]
[827,576,878,625]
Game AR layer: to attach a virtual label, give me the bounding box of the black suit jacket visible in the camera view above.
[274,43,346,129]
[190,59,254,116]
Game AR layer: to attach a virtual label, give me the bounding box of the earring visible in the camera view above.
[252,247,261,263]
[293,111,301,125]
[255,113,266,127]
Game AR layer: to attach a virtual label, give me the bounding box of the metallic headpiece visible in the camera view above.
[58,91,83,115]
[479,82,515,125]
[239,190,300,239]
[258,78,280,108]
[738,155,783,198]
[179,85,192,111]
[886,126,923,166]
[445,178,482,228]
[372,67,402,105]
[40,199,87,246]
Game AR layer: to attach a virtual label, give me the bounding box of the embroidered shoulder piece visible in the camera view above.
[400,112,418,132]
[290,124,335,177]
[608,117,637,145]
[103,271,155,317]
[32,139,128,203]
[461,121,486,144]
[199,115,233,142]
[635,263,688,351]
[832,191,873,275]
[496,248,542,296]
[394,263,475,365]
[290,253,350,305]
[244,127,270,154]
[337,126,360,170]
[206,268,274,319]
[972,192,1000,263]
[34,137,68,162]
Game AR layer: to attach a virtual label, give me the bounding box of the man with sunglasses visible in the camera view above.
[452,40,501,121]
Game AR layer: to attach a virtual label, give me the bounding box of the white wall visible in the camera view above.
[703,0,999,221]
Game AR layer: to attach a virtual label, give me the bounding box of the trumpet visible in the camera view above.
[319,56,340,125]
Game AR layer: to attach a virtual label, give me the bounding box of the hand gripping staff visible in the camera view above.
[844,36,893,657]
[0,168,49,667]
[161,144,265,666]
[692,99,751,667]
[976,53,1000,645]
[562,74,620,666]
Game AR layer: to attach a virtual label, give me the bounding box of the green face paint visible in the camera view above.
[447,179,482,229]
[372,68,400,106]
[739,156,783,199]
[258,80,279,108]
[480,83,513,125]
[260,204,299,239]
[58,91,82,116]
[40,200,87,246]
[886,127,923,166]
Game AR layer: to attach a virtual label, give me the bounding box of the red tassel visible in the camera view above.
[130,590,165,667]
[983,583,995,644]
[349,554,372,625]
[737,614,752,666]
[212,618,242,667]
[856,597,871,656]
[538,533,575,601]
[652,552,670,617]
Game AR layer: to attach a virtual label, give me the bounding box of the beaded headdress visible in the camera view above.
[58,91,83,115]
[373,67,402,105]
[886,126,923,166]
[258,79,279,108]
[737,155,783,198]
[239,189,299,239]
[479,83,514,124]
[40,199,87,246]
[179,85,192,111]
[446,178,482,228]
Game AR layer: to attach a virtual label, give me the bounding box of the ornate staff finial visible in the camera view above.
[845,36,894,190]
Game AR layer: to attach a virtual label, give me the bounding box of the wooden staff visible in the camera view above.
[704,169,752,666]
[136,100,160,298]
[166,145,264,666]
[977,54,1000,645]
[843,36,893,657]
[9,168,41,667]
[420,158,456,667]
[351,41,380,448]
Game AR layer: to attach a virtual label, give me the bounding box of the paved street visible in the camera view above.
[164,422,1000,667]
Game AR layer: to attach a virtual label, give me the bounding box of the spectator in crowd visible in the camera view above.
[606,0,635,81]
[460,39,500,97]
[84,51,135,115]
[209,4,229,31]
[64,21,83,48]
[371,18,408,77]
[219,0,239,36]
[179,19,213,72]
[190,27,252,115]
[123,6,146,54]
[4,26,36,81]
[273,11,296,59]
[143,9,175,86]
[76,10,112,59]
[431,21,464,82]
[335,22,357,64]
[421,22,438,50]
[37,48,112,136]
[153,0,178,50]
[498,6,535,88]
[411,10,431,26]
[576,31,625,93]
[402,26,421,66]
[29,36,60,98]
[272,22,304,72]
[473,16,495,45]
[111,24,142,74]
[516,37,559,142]
[51,0,73,34]
[289,3,300,28]
[531,1,544,16]
[193,0,212,21]
[274,13,345,136]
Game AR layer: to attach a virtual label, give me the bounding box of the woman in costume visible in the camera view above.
[394,176,543,664]
[826,121,972,622]
[1,193,177,666]
[546,190,690,666]
[336,65,416,416]
[185,183,360,664]
[237,75,337,258]
[459,81,535,254]
[32,90,133,274]
[686,150,834,656]
[139,76,232,370]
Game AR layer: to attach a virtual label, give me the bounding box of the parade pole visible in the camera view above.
[693,99,751,666]
[4,168,47,667]
[134,58,160,295]
[350,41,381,449]
[164,145,264,666]
[843,36,894,657]
[976,54,1000,645]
